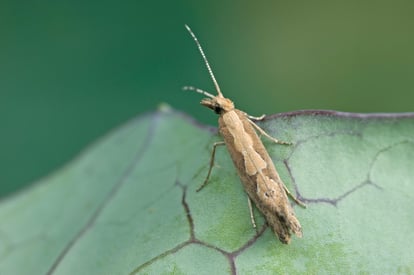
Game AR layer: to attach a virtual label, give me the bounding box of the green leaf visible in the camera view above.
[0,108,413,274]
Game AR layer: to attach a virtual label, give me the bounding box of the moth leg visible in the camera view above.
[283,185,307,208]
[196,141,225,192]
[243,112,266,121]
[247,197,257,230]
[247,118,292,145]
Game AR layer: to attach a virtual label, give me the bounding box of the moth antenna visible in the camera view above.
[183,86,215,98]
[185,24,223,97]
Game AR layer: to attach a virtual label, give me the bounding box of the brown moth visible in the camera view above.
[184,25,305,244]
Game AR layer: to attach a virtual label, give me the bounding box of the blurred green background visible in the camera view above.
[1,1,413,198]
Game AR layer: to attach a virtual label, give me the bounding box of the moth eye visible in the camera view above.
[214,105,222,114]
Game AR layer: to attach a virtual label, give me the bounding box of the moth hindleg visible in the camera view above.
[247,196,257,230]
[282,185,307,208]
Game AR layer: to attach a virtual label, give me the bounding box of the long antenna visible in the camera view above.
[182,86,215,98]
[184,24,223,97]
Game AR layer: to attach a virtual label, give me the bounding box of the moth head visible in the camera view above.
[201,96,234,114]
[183,86,234,114]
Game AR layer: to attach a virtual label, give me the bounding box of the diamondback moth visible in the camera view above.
[184,25,305,244]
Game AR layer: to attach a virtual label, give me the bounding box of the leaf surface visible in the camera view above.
[0,109,413,274]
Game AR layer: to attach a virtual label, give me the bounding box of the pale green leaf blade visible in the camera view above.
[0,109,413,274]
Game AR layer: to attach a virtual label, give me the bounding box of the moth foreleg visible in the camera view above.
[243,112,266,121]
[247,197,257,231]
[196,141,225,192]
[247,118,291,145]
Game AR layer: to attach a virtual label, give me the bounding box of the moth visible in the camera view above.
[184,25,305,244]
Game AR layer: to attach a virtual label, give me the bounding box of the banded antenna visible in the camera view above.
[184,24,223,97]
